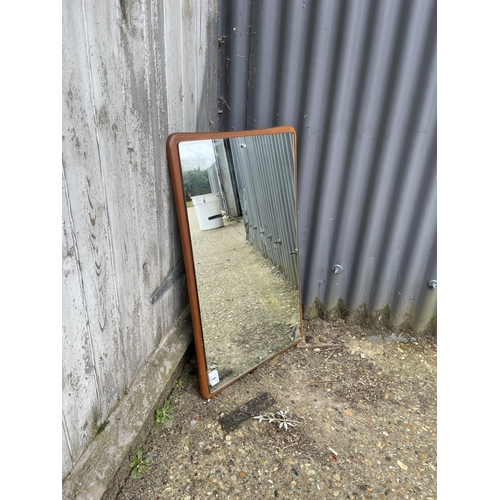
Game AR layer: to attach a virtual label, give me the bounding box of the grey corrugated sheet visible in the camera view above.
[218,0,437,332]
[228,133,298,288]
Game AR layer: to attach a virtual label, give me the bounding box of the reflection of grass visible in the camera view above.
[186,201,194,208]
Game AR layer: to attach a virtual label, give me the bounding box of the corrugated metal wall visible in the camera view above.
[218,0,437,332]
[62,0,218,480]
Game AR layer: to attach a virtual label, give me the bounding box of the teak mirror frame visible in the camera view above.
[166,126,303,399]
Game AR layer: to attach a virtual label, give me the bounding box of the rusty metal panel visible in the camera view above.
[218,0,437,332]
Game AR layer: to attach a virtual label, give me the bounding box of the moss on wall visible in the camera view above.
[304,297,436,335]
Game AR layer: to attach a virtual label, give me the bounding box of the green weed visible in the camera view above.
[155,399,174,424]
[155,380,182,424]
[130,449,151,478]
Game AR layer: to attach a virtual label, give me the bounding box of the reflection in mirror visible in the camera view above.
[169,128,302,397]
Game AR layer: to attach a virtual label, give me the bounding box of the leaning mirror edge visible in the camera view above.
[166,136,210,395]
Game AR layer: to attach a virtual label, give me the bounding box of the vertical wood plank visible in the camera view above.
[165,0,187,132]
[145,0,188,332]
[62,416,74,479]
[111,0,163,360]
[63,0,126,457]
[62,175,100,464]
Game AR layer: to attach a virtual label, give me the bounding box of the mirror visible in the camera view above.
[167,126,303,398]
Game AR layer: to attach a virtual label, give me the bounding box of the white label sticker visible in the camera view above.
[208,369,220,386]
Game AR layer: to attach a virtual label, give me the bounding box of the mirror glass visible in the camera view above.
[168,128,302,396]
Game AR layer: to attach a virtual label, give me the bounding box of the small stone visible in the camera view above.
[225,435,232,441]
[333,491,340,497]
[313,348,321,352]
[397,460,408,470]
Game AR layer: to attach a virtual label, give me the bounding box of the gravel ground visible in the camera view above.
[112,318,437,499]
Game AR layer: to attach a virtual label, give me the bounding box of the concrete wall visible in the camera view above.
[62,0,218,484]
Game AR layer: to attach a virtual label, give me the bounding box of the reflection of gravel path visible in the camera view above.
[187,206,301,391]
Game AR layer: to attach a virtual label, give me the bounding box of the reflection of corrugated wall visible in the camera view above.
[218,0,437,332]
[207,162,224,207]
[228,133,298,288]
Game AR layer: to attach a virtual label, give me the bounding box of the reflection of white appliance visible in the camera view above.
[191,193,223,231]
[208,368,220,387]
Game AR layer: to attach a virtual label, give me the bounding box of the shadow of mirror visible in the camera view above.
[168,127,302,397]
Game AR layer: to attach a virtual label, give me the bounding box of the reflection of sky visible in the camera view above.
[179,140,215,171]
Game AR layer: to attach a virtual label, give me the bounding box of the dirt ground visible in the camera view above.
[112,317,437,499]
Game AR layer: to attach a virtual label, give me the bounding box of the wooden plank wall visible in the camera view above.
[62,0,218,479]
